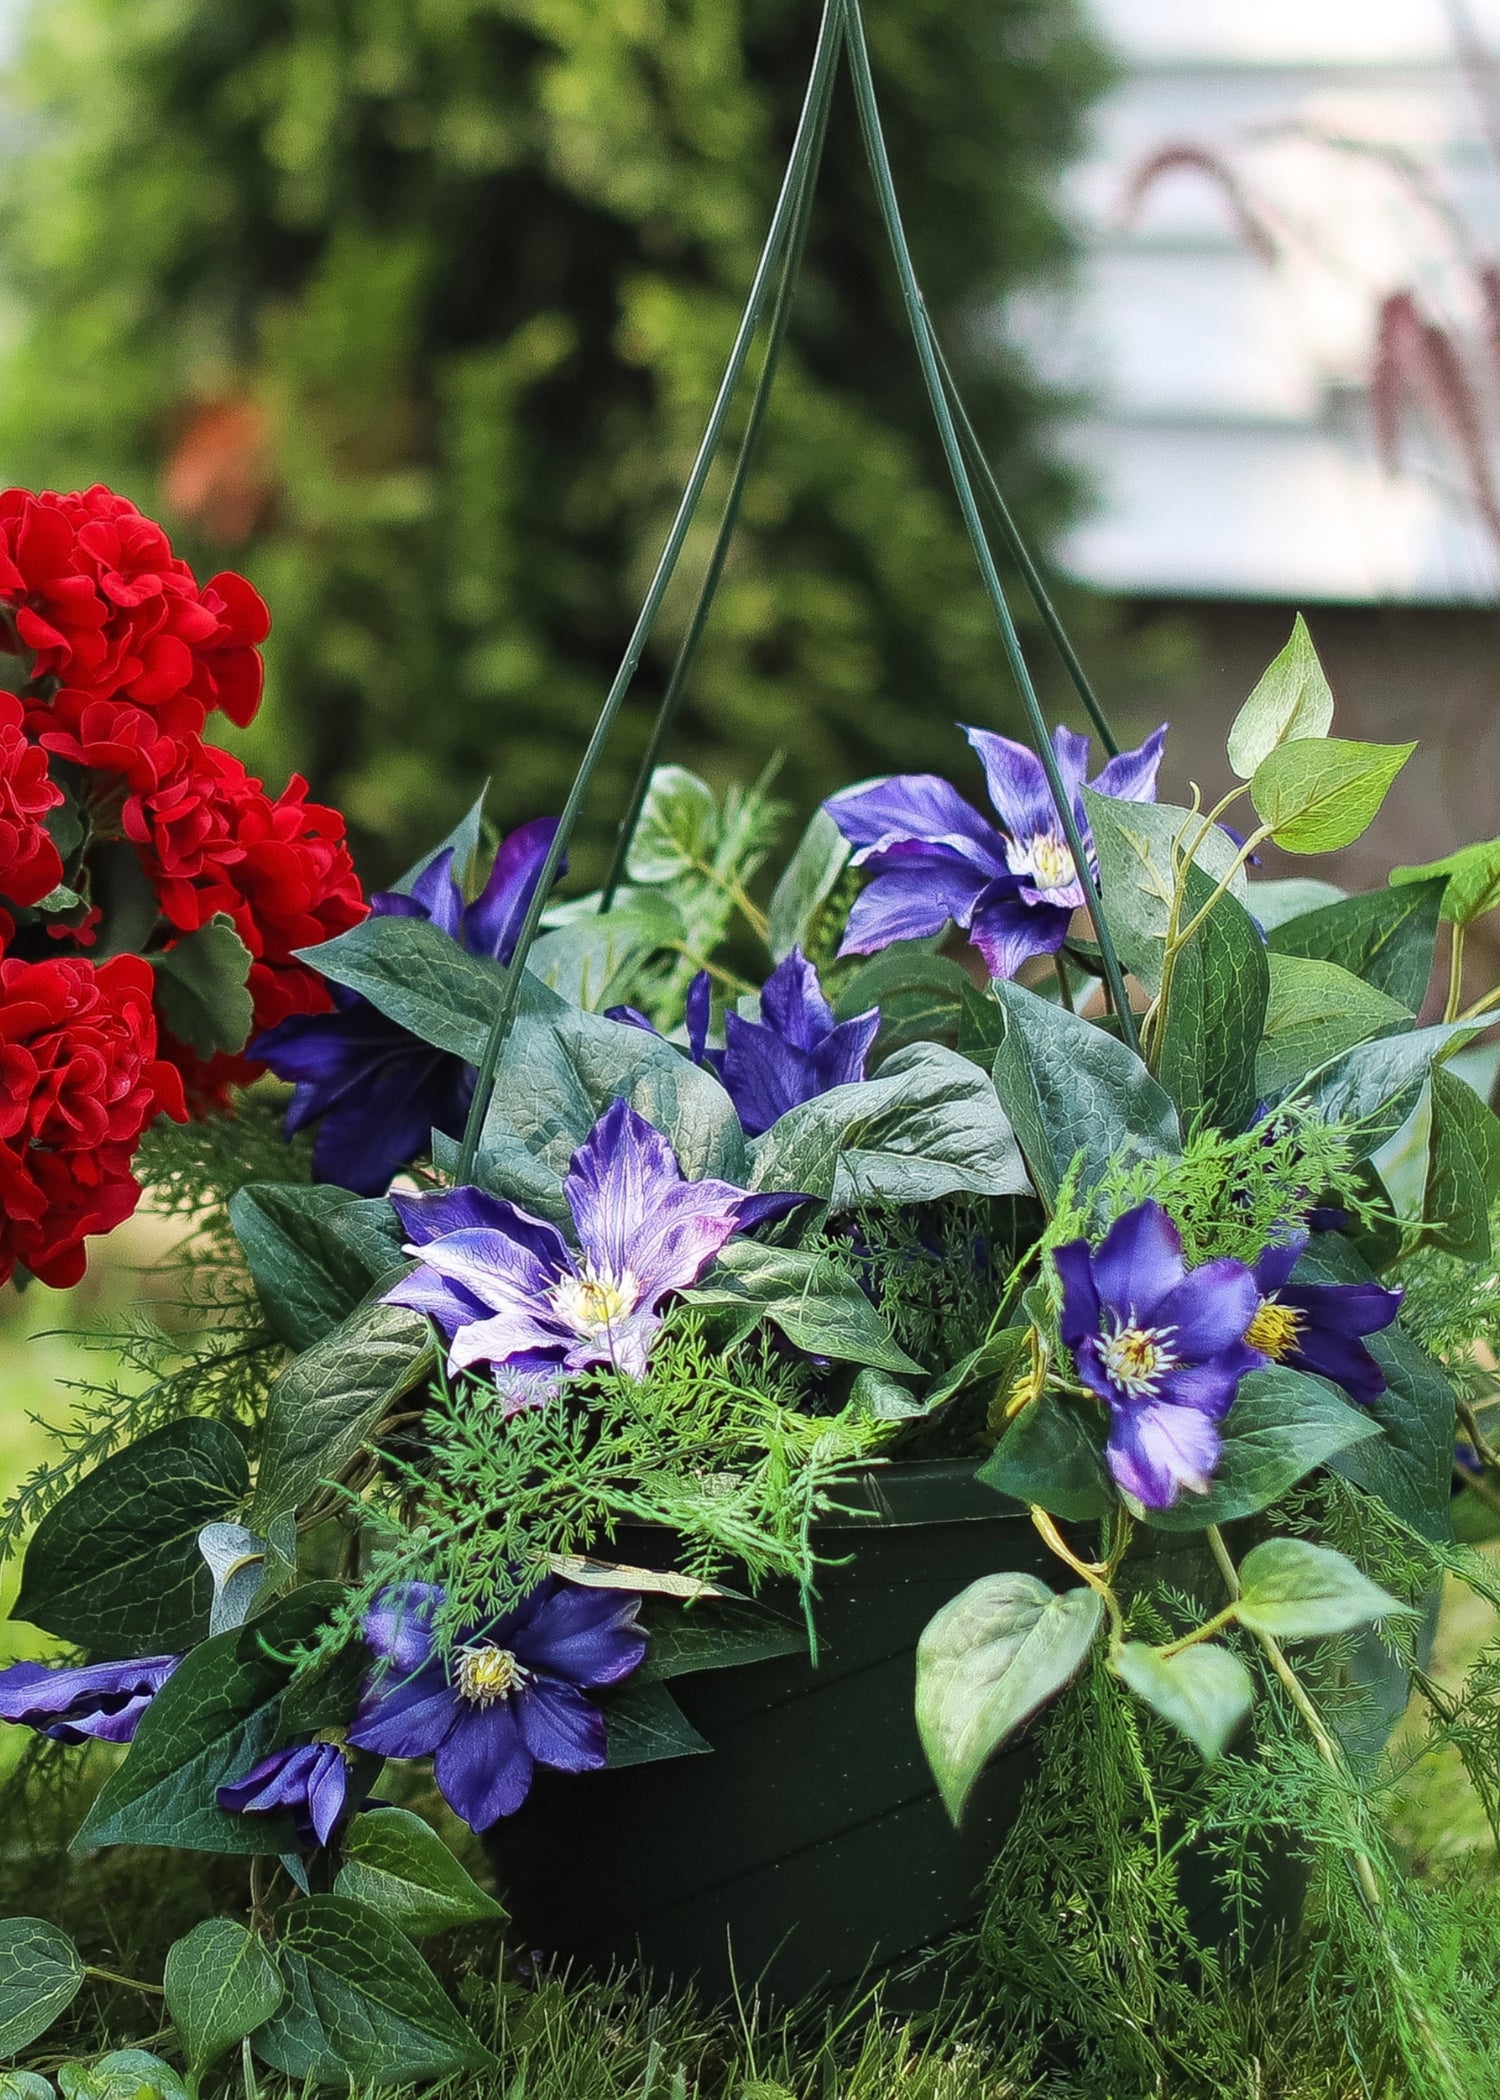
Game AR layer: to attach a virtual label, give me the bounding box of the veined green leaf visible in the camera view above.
[1225,613,1334,779]
[1391,836,1500,926]
[1084,791,1247,996]
[1139,1368,1380,1531]
[165,1917,283,2076]
[152,914,255,1058]
[0,1919,84,2057]
[334,1809,504,1939]
[275,1897,493,2081]
[252,1301,433,1524]
[1154,868,1267,1135]
[1249,738,1413,854]
[768,806,850,962]
[1235,1537,1411,1639]
[1267,879,1444,1011]
[1256,954,1411,1101]
[1112,1641,1253,1761]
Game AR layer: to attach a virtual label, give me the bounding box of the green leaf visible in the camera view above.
[924,1321,1029,1410]
[626,765,720,884]
[978,1394,1115,1521]
[1267,879,1445,1011]
[829,943,970,1054]
[15,1419,248,1654]
[1249,738,1414,854]
[334,1808,504,1939]
[956,980,1005,1066]
[1296,1235,1457,1540]
[252,1301,433,1524]
[748,1040,1028,1209]
[276,1897,493,2082]
[599,1678,711,1767]
[1225,613,1335,779]
[1139,1368,1380,1531]
[1294,1023,1475,1156]
[1245,877,1346,930]
[1256,954,1411,1101]
[74,1585,343,1854]
[391,785,489,896]
[1235,1537,1411,1639]
[1391,836,1500,926]
[528,893,682,1011]
[685,1241,921,1373]
[1112,1642,1253,1761]
[768,806,850,963]
[1083,792,1248,995]
[0,2073,55,2098]
[251,1949,345,2084]
[990,980,1181,1207]
[1423,1067,1500,1261]
[297,914,506,1062]
[475,972,746,1225]
[57,2056,186,2100]
[198,1520,278,1637]
[1154,870,1268,1135]
[915,1574,1103,1823]
[229,1183,390,1350]
[0,1918,84,2058]
[152,914,256,1058]
[637,1599,805,1681]
[165,1917,284,2077]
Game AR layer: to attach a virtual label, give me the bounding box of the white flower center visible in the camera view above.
[1098,1315,1180,1400]
[455,1643,529,1707]
[550,1265,639,1340]
[1013,829,1078,899]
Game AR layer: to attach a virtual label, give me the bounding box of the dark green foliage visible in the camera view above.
[0,0,1107,880]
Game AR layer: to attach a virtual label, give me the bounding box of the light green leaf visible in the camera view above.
[391,785,489,896]
[1294,1023,1475,1157]
[626,765,720,884]
[276,1897,493,2082]
[768,806,850,963]
[685,1241,921,1373]
[152,914,256,1058]
[0,2072,54,2098]
[1246,877,1346,930]
[990,979,1181,1208]
[1226,614,1335,779]
[334,1808,504,1939]
[528,893,683,1011]
[1112,1642,1253,1762]
[252,1301,433,1525]
[1083,792,1247,995]
[1235,1537,1411,1639]
[165,1918,284,2077]
[1256,954,1411,1100]
[296,914,506,1062]
[1139,1368,1380,1532]
[0,1918,84,2058]
[978,1394,1115,1522]
[915,1574,1103,1823]
[1154,869,1268,1135]
[1391,836,1500,926]
[1249,738,1413,854]
[1266,878,1444,1012]
[15,1419,248,1654]
[198,1520,275,1637]
[74,1586,342,1855]
[57,2055,186,2100]
[1422,1066,1500,1261]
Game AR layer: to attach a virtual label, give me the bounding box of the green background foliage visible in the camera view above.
[0,0,1106,881]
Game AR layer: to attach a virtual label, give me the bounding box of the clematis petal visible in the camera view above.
[1251,1235,1306,1296]
[307,1745,350,1847]
[721,1019,823,1137]
[1091,1201,1186,1323]
[825,774,1006,861]
[966,879,1071,981]
[435,1703,534,1829]
[566,1100,750,1307]
[0,1654,178,1745]
[1107,1399,1221,1509]
[1049,725,1094,818]
[463,816,562,963]
[447,1306,573,1377]
[1152,1259,1260,1359]
[1278,1320,1389,1404]
[398,847,466,939]
[1091,725,1168,806]
[348,1663,458,1759]
[759,949,836,1049]
[512,1584,647,1688]
[1158,1346,1260,1421]
[1281,1278,1402,1341]
[360,1583,443,1672]
[384,1262,491,1336]
[517,1675,608,1773]
[961,728,1058,843]
[1054,1239,1102,1352]
[409,1224,564,1311]
[685,970,713,1065]
[837,849,991,957]
[392,1191,570,1273]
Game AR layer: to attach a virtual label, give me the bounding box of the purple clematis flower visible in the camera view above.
[609,952,878,1137]
[825,722,1166,980]
[1055,1200,1261,1510]
[254,818,562,1197]
[0,1654,178,1744]
[385,1096,805,1380]
[1247,1234,1402,1405]
[347,1577,646,1831]
[218,1740,351,1848]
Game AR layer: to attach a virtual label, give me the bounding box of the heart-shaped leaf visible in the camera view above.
[1112,1641,1253,1761]
[165,1917,283,2077]
[1235,1537,1411,1639]
[0,1919,84,2058]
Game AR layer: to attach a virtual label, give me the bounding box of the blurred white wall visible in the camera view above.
[1014,0,1500,603]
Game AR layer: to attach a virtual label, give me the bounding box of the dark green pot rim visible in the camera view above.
[815,1455,1020,1530]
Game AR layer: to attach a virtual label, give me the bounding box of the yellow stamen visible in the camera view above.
[1028,832,1077,895]
[1246,1296,1305,1361]
[1098,1317,1178,1399]
[456,1644,528,1707]
[551,1267,637,1339]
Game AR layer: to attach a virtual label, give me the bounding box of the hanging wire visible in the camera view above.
[838,0,1139,1049]
[455,0,846,1182]
[929,331,1120,759]
[598,49,835,912]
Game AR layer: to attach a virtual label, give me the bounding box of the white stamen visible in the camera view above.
[550,1265,639,1340]
[1098,1314,1180,1400]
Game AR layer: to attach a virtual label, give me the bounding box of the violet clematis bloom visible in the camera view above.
[254,818,561,1197]
[0,1654,178,1744]
[218,1740,351,1848]
[825,722,1166,980]
[347,1577,646,1831]
[385,1096,806,1380]
[1055,1200,1262,1511]
[609,952,877,1137]
[1247,1234,1402,1405]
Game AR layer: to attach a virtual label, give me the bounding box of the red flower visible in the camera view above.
[0,692,63,913]
[0,952,186,1287]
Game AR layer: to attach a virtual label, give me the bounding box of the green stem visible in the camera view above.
[84,1966,164,1999]
[599,46,834,910]
[1052,951,1075,1012]
[1154,1603,1240,1660]
[1031,1505,1124,1646]
[1445,921,1468,1024]
[840,0,1139,1052]
[1143,822,1272,1069]
[453,0,846,1182]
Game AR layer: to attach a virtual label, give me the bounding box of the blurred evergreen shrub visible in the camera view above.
[0,0,1105,879]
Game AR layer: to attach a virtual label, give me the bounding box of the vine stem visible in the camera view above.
[1445,921,1469,1023]
[452,0,846,1181]
[85,1965,164,1998]
[840,0,1138,1053]
[1031,1505,1124,1644]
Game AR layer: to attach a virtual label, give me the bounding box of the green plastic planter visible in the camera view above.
[493,1460,1071,2002]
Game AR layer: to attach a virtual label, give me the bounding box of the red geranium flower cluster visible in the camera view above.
[0,484,367,1286]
